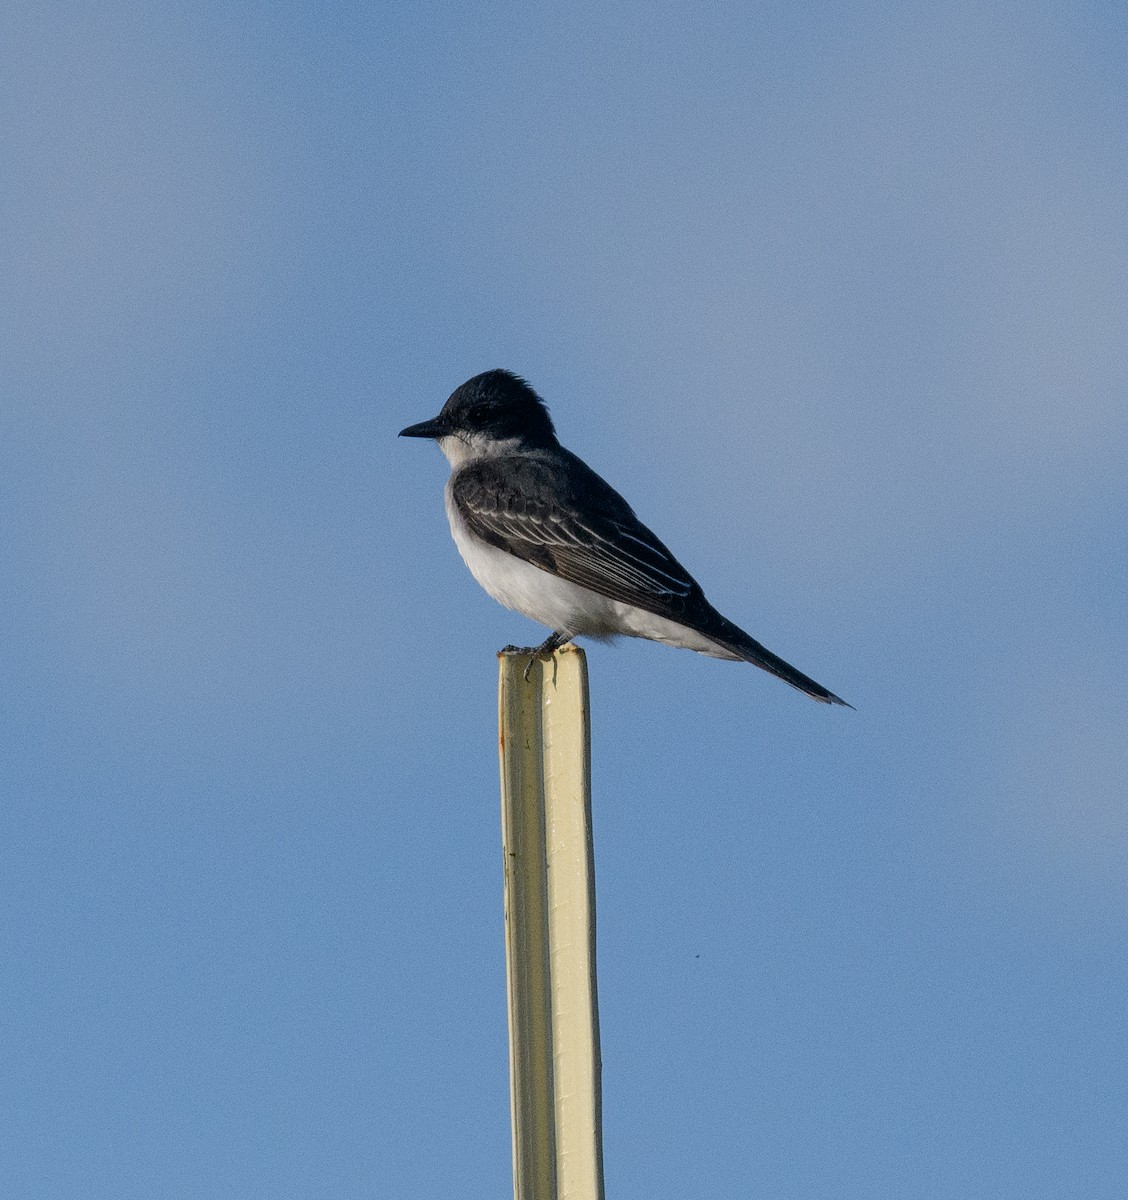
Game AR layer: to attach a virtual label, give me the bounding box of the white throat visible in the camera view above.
[437,432,524,469]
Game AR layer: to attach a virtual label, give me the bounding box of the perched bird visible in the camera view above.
[400,370,849,705]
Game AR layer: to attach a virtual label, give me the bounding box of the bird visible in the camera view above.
[400,369,849,705]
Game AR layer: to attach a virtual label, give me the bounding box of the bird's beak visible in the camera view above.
[399,415,448,439]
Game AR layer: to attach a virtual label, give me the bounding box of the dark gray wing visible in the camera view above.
[451,450,851,705]
[450,451,703,618]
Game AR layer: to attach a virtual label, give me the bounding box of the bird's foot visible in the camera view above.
[500,632,571,682]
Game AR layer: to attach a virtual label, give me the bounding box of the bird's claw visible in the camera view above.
[500,634,569,683]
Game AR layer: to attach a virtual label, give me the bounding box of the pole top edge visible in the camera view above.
[496,642,586,661]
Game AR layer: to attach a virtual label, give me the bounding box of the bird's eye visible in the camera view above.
[467,402,492,424]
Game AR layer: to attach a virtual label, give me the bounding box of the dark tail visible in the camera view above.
[708,615,852,707]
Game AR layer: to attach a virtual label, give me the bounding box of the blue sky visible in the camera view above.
[3,2,1127,1196]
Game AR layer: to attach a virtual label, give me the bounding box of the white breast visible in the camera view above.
[443,480,617,636]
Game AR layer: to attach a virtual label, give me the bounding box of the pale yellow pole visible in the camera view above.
[498,645,605,1200]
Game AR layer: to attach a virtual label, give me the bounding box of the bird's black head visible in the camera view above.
[399,370,557,448]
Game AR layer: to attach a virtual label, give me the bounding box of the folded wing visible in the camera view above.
[451,453,701,618]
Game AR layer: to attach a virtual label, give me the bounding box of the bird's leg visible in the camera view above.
[500,631,571,682]
[525,631,571,683]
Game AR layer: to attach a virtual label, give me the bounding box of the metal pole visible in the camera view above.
[498,645,605,1200]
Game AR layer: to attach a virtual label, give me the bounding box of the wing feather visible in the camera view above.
[451,454,700,616]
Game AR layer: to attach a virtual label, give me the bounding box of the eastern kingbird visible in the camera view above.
[400,370,849,705]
